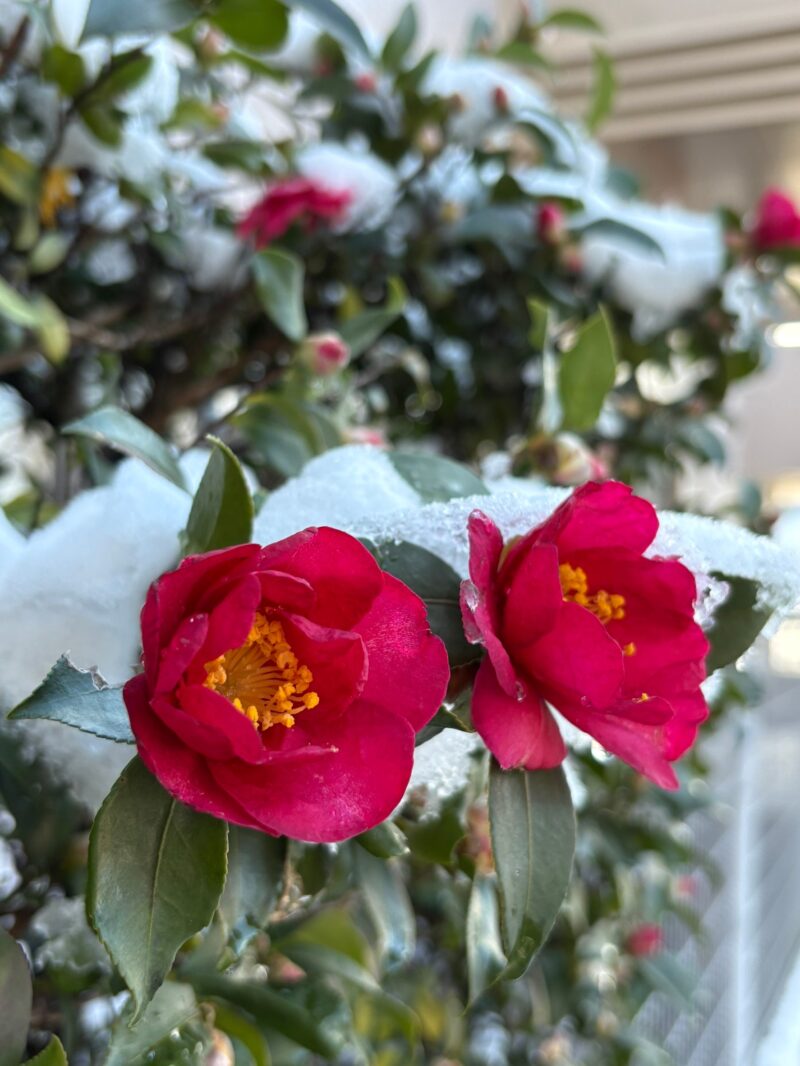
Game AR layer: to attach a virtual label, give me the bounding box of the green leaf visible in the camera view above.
[353,849,415,966]
[42,45,86,95]
[356,820,408,859]
[558,308,616,431]
[188,973,341,1059]
[79,103,123,146]
[83,0,198,38]
[389,450,489,502]
[31,295,70,364]
[87,757,228,1021]
[92,52,154,100]
[8,655,133,743]
[0,146,38,207]
[0,276,40,329]
[466,874,506,1003]
[252,249,307,342]
[283,0,370,58]
[488,761,575,980]
[29,233,71,275]
[220,827,285,954]
[586,48,615,132]
[211,0,288,49]
[105,982,213,1066]
[63,405,186,489]
[577,218,665,259]
[0,928,32,1066]
[182,437,253,555]
[527,297,550,350]
[364,539,478,666]
[705,573,772,673]
[381,4,416,70]
[207,1000,271,1066]
[494,41,552,70]
[24,1037,68,1065]
[539,8,603,33]
[338,277,406,357]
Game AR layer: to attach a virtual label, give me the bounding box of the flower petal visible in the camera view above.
[537,482,658,557]
[196,574,261,666]
[155,612,209,693]
[258,528,382,628]
[280,612,368,715]
[518,602,624,707]
[471,659,566,771]
[500,542,562,649]
[211,701,415,843]
[257,570,316,614]
[124,674,269,832]
[152,685,269,764]
[354,573,449,731]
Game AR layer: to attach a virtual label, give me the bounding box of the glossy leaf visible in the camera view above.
[189,973,342,1059]
[0,927,32,1066]
[356,819,408,859]
[364,539,478,666]
[83,0,198,38]
[539,8,603,32]
[25,1037,68,1065]
[389,450,489,502]
[586,48,615,132]
[87,757,228,1021]
[8,655,133,743]
[283,0,369,58]
[220,827,285,954]
[252,248,307,342]
[211,0,288,49]
[32,295,70,364]
[105,982,213,1065]
[558,308,616,431]
[494,41,551,70]
[92,52,154,100]
[207,1000,271,1066]
[488,761,575,980]
[706,573,773,673]
[381,4,416,70]
[338,277,406,357]
[466,873,506,1002]
[42,45,86,95]
[0,145,38,206]
[577,217,664,259]
[353,848,415,966]
[527,297,550,350]
[183,437,253,555]
[63,405,186,489]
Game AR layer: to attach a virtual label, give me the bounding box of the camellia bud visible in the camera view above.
[415,122,443,157]
[297,332,351,376]
[536,200,566,245]
[343,425,388,448]
[626,923,665,958]
[354,71,378,93]
[492,85,510,113]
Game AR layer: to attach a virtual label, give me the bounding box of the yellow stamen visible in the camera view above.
[559,563,626,623]
[203,612,319,731]
[39,168,75,227]
[623,642,637,657]
[635,692,651,703]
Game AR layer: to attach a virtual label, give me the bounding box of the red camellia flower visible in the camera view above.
[627,923,665,958]
[237,177,352,249]
[751,188,800,250]
[461,482,709,789]
[124,531,449,842]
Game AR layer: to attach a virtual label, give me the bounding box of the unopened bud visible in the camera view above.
[298,332,351,376]
[537,201,566,245]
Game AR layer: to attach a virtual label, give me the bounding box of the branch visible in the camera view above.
[0,17,29,79]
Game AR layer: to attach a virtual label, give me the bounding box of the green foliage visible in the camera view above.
[0,278,69,363]
[63,406,186,488]
[389,451,488,502]
[87,758,228,1020]
[284,0,370,57]
[0,927,32,1066]
[83,0,198,38]
[706,574,773,673]
[183,436,254,554]
[105,982,213,1065]
[41,46,86,96]
[382,4,417,71]
[8,655,133,743]
[220,827,285,953]
[558,309,617,430]
[210,0,289,50]
[466,873,506,1002]
[25,1037,68,1065]
[252,248,308,342]
[586,48,616,131]
[539,8,603,33]
[339,277,407,357]
[488,762,576,980]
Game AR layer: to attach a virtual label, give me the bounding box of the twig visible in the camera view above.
[0,16,29,79]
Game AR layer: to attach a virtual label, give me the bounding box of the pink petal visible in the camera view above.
[257,570,316,614]
[280,612,368,715]
[258,528,382,628]
[518,602,624,707]
[538,482,658,557]
[354,573,450,731]
[124,675,269,832]
[197,574,261,666]
[210,701,416,843]
[155,612,209,693]
[152,685,269,764]
[500,542,562,650]
[471,659,566,770]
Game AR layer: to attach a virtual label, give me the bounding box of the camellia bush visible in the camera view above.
[3,1,800,1064]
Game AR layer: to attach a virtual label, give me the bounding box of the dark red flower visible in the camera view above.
[125,531,449,842]
[537,201,566,245]
[627,923,665,957]
[237,177,351,249]
[461,482,708,789]
[751,188,800,251]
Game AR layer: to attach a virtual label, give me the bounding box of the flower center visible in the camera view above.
[559,563,626,624]
[203,612,319,731]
